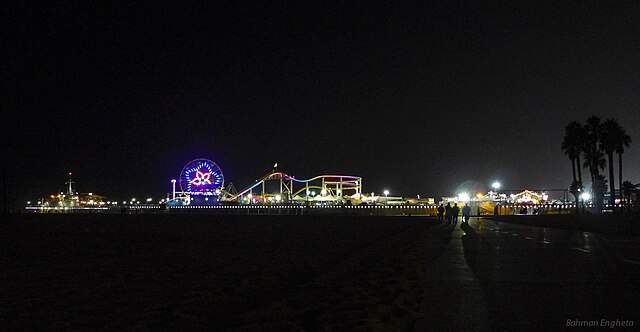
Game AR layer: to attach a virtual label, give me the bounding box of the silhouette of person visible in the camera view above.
[444,203,452,224]
[444,203,453,224]
[462,203,471,223]
[437,204,445,223]
[452,203,460,224]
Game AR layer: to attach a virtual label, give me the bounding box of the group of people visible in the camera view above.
[436,202,471,224]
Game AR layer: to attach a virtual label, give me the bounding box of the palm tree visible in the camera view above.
[615,126,632,198]
[582,148,606,184]
[583,116,603,184]
[562,122,582,185]
[562,121,585,212]
[600,119,621,208]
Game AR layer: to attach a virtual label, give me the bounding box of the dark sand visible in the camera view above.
[1,214,437,331]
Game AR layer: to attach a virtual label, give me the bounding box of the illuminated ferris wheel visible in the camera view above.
[179,158,224,196]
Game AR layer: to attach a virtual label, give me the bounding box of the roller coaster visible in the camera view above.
[168,158,363,205]
[228,171,363,204]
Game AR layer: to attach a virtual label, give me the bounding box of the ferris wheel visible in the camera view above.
[179,158,224,195]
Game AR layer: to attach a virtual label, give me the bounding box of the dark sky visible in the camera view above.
[6,2,640,203]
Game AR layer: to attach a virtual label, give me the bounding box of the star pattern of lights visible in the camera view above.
[179,159,224,195]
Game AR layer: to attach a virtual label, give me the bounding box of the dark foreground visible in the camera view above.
[2,215,640,331]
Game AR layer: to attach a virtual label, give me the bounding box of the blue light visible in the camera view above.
[179,158,225,195]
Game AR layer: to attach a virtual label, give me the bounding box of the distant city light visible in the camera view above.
[491,181,501,190]
[146,198,152,202]
[580,192,591,201]
[458,192,470,202]
[383,189,390,197]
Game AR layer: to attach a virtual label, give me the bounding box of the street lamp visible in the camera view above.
[491,181,501,191]
[383,189,390,197]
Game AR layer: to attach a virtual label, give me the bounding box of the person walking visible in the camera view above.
[452,203,460,224]
[462,203,471,223]
[444,203,452,224]
[437,204,445,223]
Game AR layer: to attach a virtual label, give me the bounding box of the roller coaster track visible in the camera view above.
[227,171,362,202]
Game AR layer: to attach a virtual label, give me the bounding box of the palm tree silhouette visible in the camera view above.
[615,126,632,200]
[562,121,585,212]
[600,119,622,209]
[562,116,631,213]
[583,116,604,185]
[582,149,606,186]
[561,121,584,186]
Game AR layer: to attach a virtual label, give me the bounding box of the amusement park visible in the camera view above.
[24,157,591,216]
[167,158,366,206]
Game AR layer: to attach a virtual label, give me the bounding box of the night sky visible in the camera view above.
[7,2,640,204]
